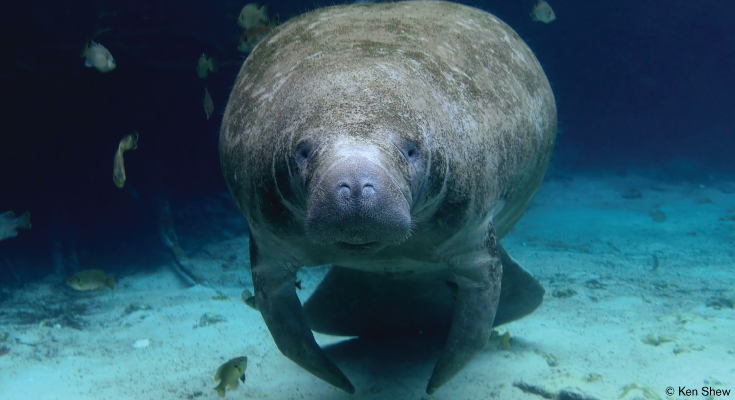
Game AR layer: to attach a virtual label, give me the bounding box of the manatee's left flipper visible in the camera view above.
[250,235,355,394]
[426,225,502,395]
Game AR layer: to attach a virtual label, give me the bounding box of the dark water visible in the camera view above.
[0,0,733,284]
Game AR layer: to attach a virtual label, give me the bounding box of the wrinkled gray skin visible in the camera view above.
[220,1,556,395]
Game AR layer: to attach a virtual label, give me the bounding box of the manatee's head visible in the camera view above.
[290,125,428,253]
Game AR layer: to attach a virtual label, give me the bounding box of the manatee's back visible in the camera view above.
[220,1,556,237]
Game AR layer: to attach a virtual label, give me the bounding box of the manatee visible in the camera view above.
[220,0,556,394]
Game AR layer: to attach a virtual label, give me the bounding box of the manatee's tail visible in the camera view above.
[105,275,115,290]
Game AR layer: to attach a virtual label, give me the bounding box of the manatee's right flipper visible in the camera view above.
[426,224,502,394]
[249,234,354,394]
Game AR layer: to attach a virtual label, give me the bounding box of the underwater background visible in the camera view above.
[0,1,734,399]
[1,0,733,284]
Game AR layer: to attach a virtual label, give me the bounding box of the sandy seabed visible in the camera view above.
[1,173,734,400]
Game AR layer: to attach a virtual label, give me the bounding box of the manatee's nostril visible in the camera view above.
[362,184,375,197]
[339,184,351,199]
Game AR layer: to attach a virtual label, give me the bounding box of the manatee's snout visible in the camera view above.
[306,153,411,248]
[336,175,376,207]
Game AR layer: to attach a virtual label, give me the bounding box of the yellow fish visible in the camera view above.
[113,131,139,188]
[0,211,31,242]
[66,269,115,291]
[203,88,214,120]
[197,54,218,79]
[530,0,556,24]
[214,356,248,397]
[241,290,259,310]
[237,3,269,30]
[82,41,116,72]
[487,330,511,350]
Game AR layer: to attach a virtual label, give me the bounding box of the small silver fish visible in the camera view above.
[113,131,139,188]
[0,211,31,242]
[82,41,116,72]
[197,54,218,79]
[530,0,556,24]
[214,356,248,397]
[204,88,214,120]
[237,15,277,54]
[237,3,269,30]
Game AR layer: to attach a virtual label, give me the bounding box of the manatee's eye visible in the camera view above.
[294,142,313,168]
[401,142,421,165]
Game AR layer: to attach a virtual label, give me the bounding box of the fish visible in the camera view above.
[487,329,511,350]
[0,211,31,242]
[197,54,218,79]
[239,25,271,44]
[237,14,278,54]
[237,3,269,30]
[82,41,116,72]
[113,131,139,188]
[530,0,556,23]
[66,269,115,291]
[214,356,248,397]
[203,88,214,120]
[241,289,259,310]
[237,37,259,54]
